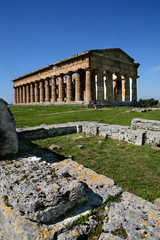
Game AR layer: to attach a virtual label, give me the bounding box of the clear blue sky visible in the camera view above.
[0,0,160,103]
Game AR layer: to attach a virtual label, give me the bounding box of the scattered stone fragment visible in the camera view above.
[75,145,83,149]
[0,98,18,157]
[49,144,62,150]
[154,198,160,208]
[73,136,84,140]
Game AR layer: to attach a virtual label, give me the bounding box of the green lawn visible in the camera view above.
[33,133,160,202]
[10,105,160,128]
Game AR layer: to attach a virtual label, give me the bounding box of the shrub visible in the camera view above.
[139,98,159,107]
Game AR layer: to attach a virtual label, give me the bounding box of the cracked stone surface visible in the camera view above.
[101,191,160,239]
[0,157,89,223]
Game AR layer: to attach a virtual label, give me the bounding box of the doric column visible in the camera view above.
[14,87,17,104]
[122,75,130,101]
[40,80,44,102]
[106,71,113,101]
[51,76,57,102]
[75,70,82,101]
[91,71,96,101]
[16,87,19,103]
[19,86,22,103]
[85,68,92,101]
[23,85,26,103]
[116,73,122,102]
[45,78,50,102]
[96,71,104,101]
[30,83,34,103]
[66,72,72,101]
[132,76,137,102]
[26,84,30,103]
[58,75,64,102]
[35,82,39,102]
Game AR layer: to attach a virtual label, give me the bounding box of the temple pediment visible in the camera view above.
[91,48,135,64]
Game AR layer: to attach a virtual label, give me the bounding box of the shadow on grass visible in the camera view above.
[0,140,66,164]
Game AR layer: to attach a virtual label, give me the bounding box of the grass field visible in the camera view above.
[33,133,160,203]
[10,105,160,203]
[10,105,160,128]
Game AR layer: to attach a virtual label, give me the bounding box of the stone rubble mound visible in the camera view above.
[0,98,18,157]
[0,157,88,223]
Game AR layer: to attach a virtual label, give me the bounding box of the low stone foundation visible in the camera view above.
[17,121,160,147]
[131,118,160,131]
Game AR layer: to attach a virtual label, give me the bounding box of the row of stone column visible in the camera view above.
[14,69,137,104]
[94,71,137,102]
[14,69,92,104]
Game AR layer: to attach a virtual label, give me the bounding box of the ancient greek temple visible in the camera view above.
[12,48,140,105]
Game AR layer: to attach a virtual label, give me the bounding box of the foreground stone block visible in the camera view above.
[0,157,88,223]
[131,118,160,131]
[0,98,18,157]
[53,159,122,202]
[0,155,122,239]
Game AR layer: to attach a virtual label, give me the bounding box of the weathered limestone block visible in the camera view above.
[0,155,122,240]
[82,122,99,135]
[118,129,146,146]
[102,191,160,239]
[145,130,160,147]
[0,158,88,223]
[17,123,82,140]
[53,159,122,202]
[131,118,160,131]
[0,98,18,157]
[47,124,78,138]
[98,124,129,139]
[17,126,48,140]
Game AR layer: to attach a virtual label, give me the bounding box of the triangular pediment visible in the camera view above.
[91,48,135,63]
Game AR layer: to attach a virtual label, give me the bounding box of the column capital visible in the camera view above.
[131,75,139,80]
[67,71,73,76]
[51,75,57,79]
[85,67,93,72]
[58,73,64,77]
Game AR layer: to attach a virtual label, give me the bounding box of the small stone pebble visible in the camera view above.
[75,145,83,149]
[49,144,62,150]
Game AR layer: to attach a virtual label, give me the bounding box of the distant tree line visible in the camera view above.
[139,98,159,107]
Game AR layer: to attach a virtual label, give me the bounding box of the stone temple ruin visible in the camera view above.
[12,48,139,105]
